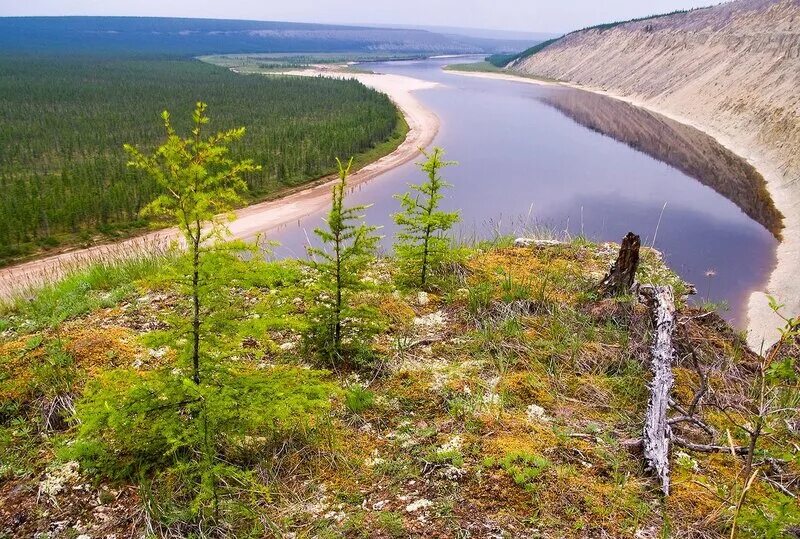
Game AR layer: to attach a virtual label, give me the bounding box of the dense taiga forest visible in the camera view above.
[0,54,402,263]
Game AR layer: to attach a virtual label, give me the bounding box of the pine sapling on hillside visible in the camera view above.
[124,102,259,384]
[393,147,459,286]
[306,158,381,367]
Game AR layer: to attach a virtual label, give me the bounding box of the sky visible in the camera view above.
[0,0,718,34]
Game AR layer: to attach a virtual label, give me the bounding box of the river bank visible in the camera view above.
[0,71,440,300]
[448,68,795,349]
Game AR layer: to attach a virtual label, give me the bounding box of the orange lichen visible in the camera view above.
[673,367,701,404]
[376,295,416,330]
[497,369,556,407]
[0,339,41,401]
[485,427,560,458]
[64,327,140,374]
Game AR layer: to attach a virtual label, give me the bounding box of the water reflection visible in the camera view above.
[539,88,783,237]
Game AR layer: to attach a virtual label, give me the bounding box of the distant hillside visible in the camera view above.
[360,23,554,53]
[0,16,526,55]
[506,0,800,344]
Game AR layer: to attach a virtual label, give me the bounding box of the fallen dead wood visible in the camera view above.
[672,436,750,455]
[640,284,677,495]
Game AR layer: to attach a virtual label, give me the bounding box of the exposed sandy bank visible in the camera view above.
[448,67,796,348]
[0,71,439,299]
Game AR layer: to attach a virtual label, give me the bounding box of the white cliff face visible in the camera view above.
[512,0,800,347]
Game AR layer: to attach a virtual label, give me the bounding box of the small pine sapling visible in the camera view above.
[393,147,459,287]
[124,102,259,385]
[306,158,381,367]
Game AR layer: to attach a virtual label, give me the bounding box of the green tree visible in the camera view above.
[124,102,259,384]
[306,158,381,367]
[393,147,460,286]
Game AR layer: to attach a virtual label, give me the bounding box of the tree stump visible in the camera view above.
[639,284,677,496]
[597,232,641,297]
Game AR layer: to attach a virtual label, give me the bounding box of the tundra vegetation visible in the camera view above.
[0,105,798,538]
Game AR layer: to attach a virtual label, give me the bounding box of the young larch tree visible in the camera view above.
[393,147,460,286]
[306,158,380,366]
[124,102,259,384]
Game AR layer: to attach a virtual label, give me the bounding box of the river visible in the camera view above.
[268,56,778,327]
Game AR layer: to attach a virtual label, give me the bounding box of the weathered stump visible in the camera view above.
[639,284,677,496]
[597,232,641,297]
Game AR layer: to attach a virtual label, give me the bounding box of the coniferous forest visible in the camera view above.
[0,54,402,263]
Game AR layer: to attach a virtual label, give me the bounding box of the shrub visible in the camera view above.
[65,364,337,526]
[345,385,375,415]
[305,158,382,368]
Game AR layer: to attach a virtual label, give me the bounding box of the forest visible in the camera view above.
[0,54,403,264]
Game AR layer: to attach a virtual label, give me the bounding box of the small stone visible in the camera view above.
[514,238,561,248]
[526,404,550,422]
[405,498,433,512]
[416,291,429,306]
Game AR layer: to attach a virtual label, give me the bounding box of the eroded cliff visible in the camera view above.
[511,0,800,345]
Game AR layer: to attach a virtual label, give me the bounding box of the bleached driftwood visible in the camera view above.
[597,232,640,296]
[639,284,677,495]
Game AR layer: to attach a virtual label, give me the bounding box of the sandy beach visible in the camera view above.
[449,69,797,349]
[0,70,439,299]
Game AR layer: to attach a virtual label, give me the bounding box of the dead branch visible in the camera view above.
[672,436,749,455]
[640,284,677,495]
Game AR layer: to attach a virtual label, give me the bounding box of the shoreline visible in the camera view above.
[0,71,440,300]
[448,69,794,349]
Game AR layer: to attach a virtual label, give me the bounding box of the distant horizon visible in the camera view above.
[0,15,558,40]
[0,0,719,35]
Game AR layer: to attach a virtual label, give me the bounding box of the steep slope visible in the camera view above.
[509,0,800,346]
[2,240,798,538]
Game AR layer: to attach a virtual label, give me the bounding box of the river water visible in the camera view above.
[269,56,778,327]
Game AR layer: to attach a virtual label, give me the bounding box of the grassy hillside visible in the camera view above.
[0,54,405,264]
[0,236,797,537]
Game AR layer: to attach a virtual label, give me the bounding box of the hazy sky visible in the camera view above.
[1,0,717,33]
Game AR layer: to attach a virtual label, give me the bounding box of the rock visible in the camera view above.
[405,498,433,512]
[526,404,550,422]
[514,238,561,248]
[412,311,447,329]
[416,291,430,306]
